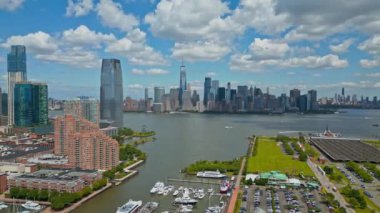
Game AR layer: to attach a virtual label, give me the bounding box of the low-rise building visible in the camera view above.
[8,169,102,193]
[0,162,37,174]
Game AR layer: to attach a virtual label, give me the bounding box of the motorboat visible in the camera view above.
[21,201,41,210]
[116,200,142,213]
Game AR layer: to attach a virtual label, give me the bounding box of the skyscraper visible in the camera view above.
[226,82,231,103]
[179,61,187,107]
[203,77,211,106]
[289,89,301,108]
[14,82,48,127]
[211,80,219,98]
[8,45,27,126]
[154,87,165,103]
[145,88,149,101]
[100,59,123,128]
[308,90,318,111]
[64,97,100,124]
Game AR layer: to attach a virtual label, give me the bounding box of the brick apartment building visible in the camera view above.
[54,115,119,170]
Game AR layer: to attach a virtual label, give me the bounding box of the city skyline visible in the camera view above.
[0,0,380,99]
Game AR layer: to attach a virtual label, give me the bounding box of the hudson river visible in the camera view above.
[70,109,380,213]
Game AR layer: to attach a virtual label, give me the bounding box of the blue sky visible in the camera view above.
[0,0,379,99]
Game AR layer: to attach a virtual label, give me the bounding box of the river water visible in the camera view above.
[69,109,380,213]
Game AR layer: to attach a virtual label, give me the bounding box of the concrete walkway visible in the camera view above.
[42,183,113,213]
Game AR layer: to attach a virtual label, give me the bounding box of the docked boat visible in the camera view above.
[173,190,179,196]
[150,182,164,194]
[205,206,222,213]
[21,201,41,210]
[179,205,193,212]
[138,202,159,213]
[196,170,227,179]
[220,180,231,194]
[174,190,198,205]
[207,188,214,193]
[116,200,142,213]
[0,201,8,209]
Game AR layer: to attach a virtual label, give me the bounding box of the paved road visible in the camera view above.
[227,157,246,213]
[307,159,355,213]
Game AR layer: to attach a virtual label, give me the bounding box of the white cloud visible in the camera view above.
[65,0,93,17]
[131,68,169,75]
[360,57,380,68]
[329,39,354,53]
[230,53,348,71]
[62,25,116,46]
[145,0,231,41]
[172,41,230,62]
[1,31,58,54]
[35,47,101,68]
[206,72,216,77]
[106,28,167,66]
[278,0,380,41]
[128,84,144,89]
[249,38,290,59]
[0,0,24,11]
[359,35,380,55]
[96,0,139,32]
[287,71,295,75]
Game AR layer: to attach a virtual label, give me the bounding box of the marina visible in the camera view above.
[72,111,380,213]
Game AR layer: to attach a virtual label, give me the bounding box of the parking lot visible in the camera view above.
[240,186,329,213]
[336,163,380,207]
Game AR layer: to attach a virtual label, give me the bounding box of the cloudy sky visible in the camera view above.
[0,0,379,99]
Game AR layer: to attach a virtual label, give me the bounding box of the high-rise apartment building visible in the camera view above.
[8,45,27,126]
[54,114,119,170]
[100,59,123,128]
[14,82,48,127]
[64,97,100,124]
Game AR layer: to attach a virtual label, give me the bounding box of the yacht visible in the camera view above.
[116,200,142,213]
[0,202,8,209]
[196,170,227,179]
[174,191,198,205]
[150,182,164,194]
[173,190,179,196]
[21,201,41,210]
[138,202,159,213]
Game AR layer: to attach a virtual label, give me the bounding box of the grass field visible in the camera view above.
[246,137,314,176]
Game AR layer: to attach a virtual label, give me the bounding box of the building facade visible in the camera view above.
[14,82,48,127]
[54,114,119,170]
[100,59,123,128]
[64,97,100,124]
[8,45,27,126]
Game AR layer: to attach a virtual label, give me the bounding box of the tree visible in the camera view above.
[299,152,308,161]
[323,166,333,175]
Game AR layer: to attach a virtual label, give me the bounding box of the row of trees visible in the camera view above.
[322,192,347,213]
[9,178,107,210]
[292,142,308,161]
[183,159,241,175]
[323,166,344,183]
[341,185,367,209]
[276,135,308,161]
[363,162,380,180]
[346,161,373,183]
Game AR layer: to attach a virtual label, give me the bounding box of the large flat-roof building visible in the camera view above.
[8,169,101,193]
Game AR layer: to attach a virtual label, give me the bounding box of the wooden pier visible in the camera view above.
[166,177,221,185]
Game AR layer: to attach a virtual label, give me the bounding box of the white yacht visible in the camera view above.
[21,201,41,210]
[196,170,227,179]
[0,201,8,209]
[150,182,165,194]
[116,200,142,213]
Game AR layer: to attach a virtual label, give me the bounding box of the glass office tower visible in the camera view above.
[100,59,123,128]
[8,45,27,126]
[14,82,48,127]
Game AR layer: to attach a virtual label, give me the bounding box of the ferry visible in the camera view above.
[219,180,230,194]
[117,200,143,213]
[21,201,41,210]
[196,170,227,179]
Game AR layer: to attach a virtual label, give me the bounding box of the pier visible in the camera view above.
[167,178,221,185]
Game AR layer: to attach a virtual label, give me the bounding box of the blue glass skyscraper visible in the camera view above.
[8,45,27,126]
[100,59,123,128]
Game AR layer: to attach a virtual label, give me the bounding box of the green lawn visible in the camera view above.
[246,137,314,176]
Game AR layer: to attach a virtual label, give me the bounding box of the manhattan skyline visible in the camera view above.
[0,0,380,99]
